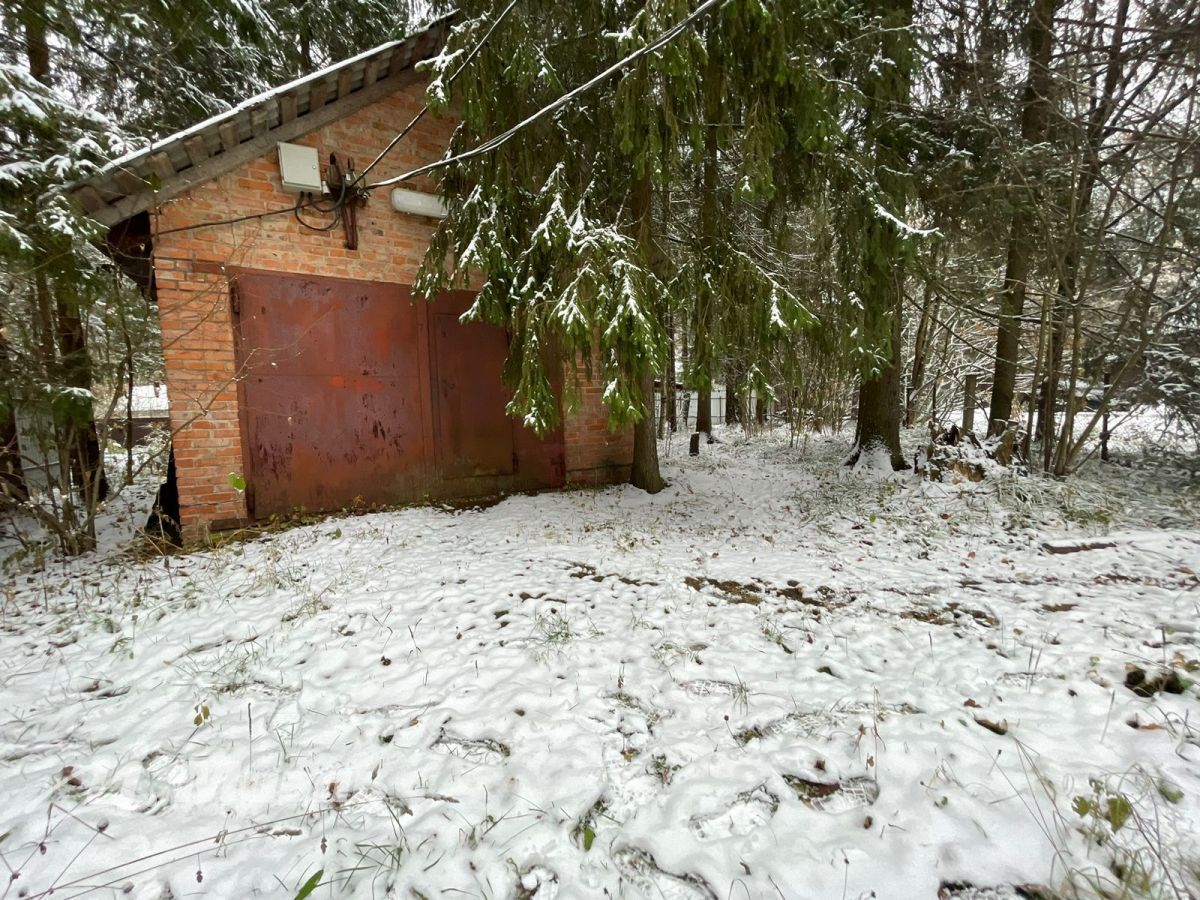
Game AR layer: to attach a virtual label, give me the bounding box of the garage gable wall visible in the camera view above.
[152,81,631,541]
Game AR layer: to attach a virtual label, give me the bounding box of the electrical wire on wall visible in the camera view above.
[151,170,353,240]
[293,180,347,233]
[151,191,343,239]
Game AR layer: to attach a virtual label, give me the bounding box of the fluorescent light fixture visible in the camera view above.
[390,188,447,219]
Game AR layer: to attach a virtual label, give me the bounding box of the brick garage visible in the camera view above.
[73,19,632,543]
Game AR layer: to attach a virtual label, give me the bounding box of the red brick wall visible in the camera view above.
[152,79,630,541]
[562,356,634,485]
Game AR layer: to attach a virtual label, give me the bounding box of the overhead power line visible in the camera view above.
[355,0,523,183]
[367,0,725,191]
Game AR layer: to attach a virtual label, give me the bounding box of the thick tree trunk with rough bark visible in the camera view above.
[847,0,912,471]
[628,169,664,494]
[989,219,1038,435]
[695,383,712,436]
[725,363,744,427]
[849,299,907,470]
[630,371,664,493]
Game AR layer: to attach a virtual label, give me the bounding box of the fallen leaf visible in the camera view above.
[974,716,1008,735]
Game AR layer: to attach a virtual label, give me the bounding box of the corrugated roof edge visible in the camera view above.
[66,14,455,228]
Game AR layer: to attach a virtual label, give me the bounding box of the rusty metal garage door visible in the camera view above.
[232,271,564,519]
[233,271,432,517]
[430,293,515,478]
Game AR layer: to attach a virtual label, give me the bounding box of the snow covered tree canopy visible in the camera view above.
[411,0,902,434]
[0,64,127,256]
[1,0,418,138]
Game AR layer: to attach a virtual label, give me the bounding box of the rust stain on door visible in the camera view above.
[234,271,431,517]
[232,271,565,520]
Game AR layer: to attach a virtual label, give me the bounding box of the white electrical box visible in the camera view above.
[277,142,322,193]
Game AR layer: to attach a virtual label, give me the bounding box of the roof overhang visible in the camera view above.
[66,16,453,228]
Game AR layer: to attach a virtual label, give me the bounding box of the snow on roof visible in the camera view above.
[68,15,454,227]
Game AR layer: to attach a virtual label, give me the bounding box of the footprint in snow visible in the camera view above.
[736,702,918,745]
[430,732,510,765]
[997,671,1056,685]
[612,847,717,900]
[734,710,834,743]
[142,749,193,789]
[680,679,745,698]
[606,691,672,728]
[784,774,879,812]
[689,783,779,841]
[334,613,366,636]
[938,882,1056,899]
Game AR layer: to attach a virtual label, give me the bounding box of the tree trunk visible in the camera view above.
[693,40,720,439]
[906,277,938,425]
[850,300,907,469]
[1036,277,1068,458]
[299,21,314,72]
[629,168,663,494]
[25,2,106,533]
[22,5,51,85]
[1099,370,1111,461]
[664,314,677,433]
[658,182,676,440]
[679,305,690,427]
[986,0,1057,436]
[962,372,977,433]
[696,383,712,436]
[0,417,26,501]
[1052,299,1084,475]
[631,371,664,493]
[124,326,135,485]
[0,334,27,502]
[56,297,109,505]
[847,0,911,471]
[1022,267,1054,460]
[725,363,743,426]
[1048,0,1130,474]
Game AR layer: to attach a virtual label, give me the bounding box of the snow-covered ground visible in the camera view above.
[1,429,1198,899]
